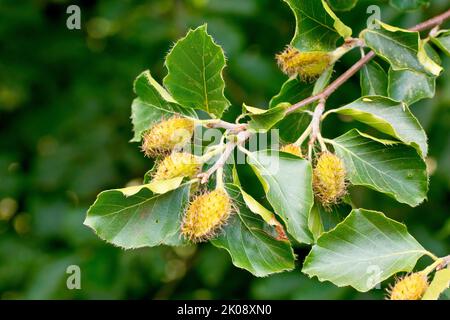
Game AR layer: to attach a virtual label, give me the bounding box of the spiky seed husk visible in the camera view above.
[313,152,347,207]
[280,144,302,157]
[181,189,231,242]
[276,46,331,81]
[141,116,194,157]
[153,152,201,180]
[389,273,428,300]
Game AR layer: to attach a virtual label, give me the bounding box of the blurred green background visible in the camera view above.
[0,0,449,299]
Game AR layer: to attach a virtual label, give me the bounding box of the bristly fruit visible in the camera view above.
[276,46,332,81]
[181,189,232,242]
[153,152,201,180]
[280,144,302,157]
[313,152,347,207]
[141,116,194,157]
[388,273,429,300]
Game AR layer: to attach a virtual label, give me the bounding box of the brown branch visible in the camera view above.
[410,8,450,32]
[286,8,450,115]
[436,254,450,271]
[308,98,326,147]
[204,119,247,132]
[197,130,252,184]
[197,9,450,184]
[198,142,236,184]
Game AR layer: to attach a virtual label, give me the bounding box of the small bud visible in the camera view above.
[276,46,331,81]
[313,152,347,207]
[142,116,194,157]
[389,273,428,300]
[280,144,302,157]
[181,189,231,242]
[153,152,201,180]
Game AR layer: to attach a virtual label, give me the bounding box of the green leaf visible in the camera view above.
[314,66,334,94]
[231,164,240,185]
[246,150,314,244]
[283,0,351,51]
[270,67,332,109]
[327,0,358,11]
[269,78,314,109]
[238,185,289,241]
[130,98,165,143]
[240,188,277,226]
[271,67,332,142]
[360,61,388,96]
[163,24,230,118]
[303,209,429,292]
[131,71,197,142]
[145,177,186,195]
[308,203,352,242]
[330,96,428,157]
[322,0,353,38]
[134,70,177,105]
[388,68,435,105]
[84,184,190,249]
[277,112,311,143]
[244,103,289,132]
[388,44,439,106]
[231,164,279,226]
[424,41,442,65]
[328,129,428,207]
[232,165,273,223]
[308,205,324,242]
[211,184,295,277]
[362,22,442,76]
[422,268,450,300]
[431,30,450,56]
[389,0,429,11]
[116,178,185,196]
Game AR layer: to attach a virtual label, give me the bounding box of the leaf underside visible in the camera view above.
[329,129,428,207]
[332,96,428,157]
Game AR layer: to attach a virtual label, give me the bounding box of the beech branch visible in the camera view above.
[202,119,247,132]
[308,98,326,151]
[197,9,450,182]
[286,8,450,115]
[198,142,236,184]
[198,131,252,184]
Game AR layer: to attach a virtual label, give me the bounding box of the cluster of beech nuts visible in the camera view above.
[142,116,232,242]
[142,114,351,243]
